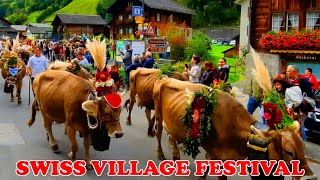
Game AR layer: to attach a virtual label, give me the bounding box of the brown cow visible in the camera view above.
[27,70,124,169]
[47,61,93,80]
[0,50,26,104]
[124,68,188,130]
[151,77,316,180]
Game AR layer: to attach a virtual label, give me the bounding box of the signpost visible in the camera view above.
[147,38,167,53]
[132,6,143,17]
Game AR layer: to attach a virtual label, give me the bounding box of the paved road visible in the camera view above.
[0,78,319,180]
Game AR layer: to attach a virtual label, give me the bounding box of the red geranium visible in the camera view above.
[262,102,283,128]
[259,29,320,50]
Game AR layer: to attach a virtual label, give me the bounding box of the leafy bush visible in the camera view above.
[158,23,188,61]
[185,32,211,61]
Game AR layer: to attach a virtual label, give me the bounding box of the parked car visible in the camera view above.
[305,90,320,140]
[229,40,236,46]
[211,39,218,44]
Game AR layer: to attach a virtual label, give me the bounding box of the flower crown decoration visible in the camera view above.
[250,47,294,130]
[67,60,81,74]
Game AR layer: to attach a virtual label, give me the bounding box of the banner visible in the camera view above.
[132,41,145,58]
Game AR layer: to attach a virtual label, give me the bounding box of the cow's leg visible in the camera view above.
[156,119,165,160]
[43,119,59,153]
[82,132,92,170]
[66,126,78,160]
[147,110,156,137]
[16,80,22,104]
[168,135,180,161]
[126,98,135,125]
[10,86,14,102]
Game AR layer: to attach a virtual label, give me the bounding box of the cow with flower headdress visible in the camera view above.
[0,48,26,104]
[27,38,125,169]
[148,47,317,180]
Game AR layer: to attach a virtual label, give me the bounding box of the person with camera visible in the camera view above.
[184,55,201,83]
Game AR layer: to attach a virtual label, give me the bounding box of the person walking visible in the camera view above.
[27,46,49,97]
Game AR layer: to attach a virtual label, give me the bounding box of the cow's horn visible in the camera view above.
[87,116,98,130]
[118,87,127,97]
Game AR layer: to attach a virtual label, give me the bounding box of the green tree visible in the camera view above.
[185,32,211,60]
[97,0,115,21]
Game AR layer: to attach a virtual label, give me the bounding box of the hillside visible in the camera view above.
[44,0,99,23]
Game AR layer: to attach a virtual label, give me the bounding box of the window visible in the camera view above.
[157,13,161,22]
[169,14,174,22]
[272,13,284,32]
[306,11,320,30]
[128,14,133,19]
[128,27,133,34]
[128,1,133,7]
[119,15,123,21]
[286,12,299,30]
[119,28,123,34]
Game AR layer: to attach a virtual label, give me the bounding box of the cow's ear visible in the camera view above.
[82,100,98,116]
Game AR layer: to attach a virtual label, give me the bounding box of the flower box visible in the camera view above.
[259,29,320,50]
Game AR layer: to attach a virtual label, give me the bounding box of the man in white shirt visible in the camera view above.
[27,46,49,96]
[73,50,89,66]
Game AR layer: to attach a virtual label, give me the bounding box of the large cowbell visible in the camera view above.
[88,115,111,151]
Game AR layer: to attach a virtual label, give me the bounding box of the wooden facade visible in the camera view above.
[51,14,107,40]
[250,0,320,50]
[107,0,193,39]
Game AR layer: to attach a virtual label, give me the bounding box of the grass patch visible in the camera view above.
[44,0,99,22]
[208,44,244,83]
[24,11,43,24]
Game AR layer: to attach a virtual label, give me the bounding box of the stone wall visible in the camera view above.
[243,53,281,94]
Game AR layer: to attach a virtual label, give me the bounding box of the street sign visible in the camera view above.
[147,38,167,53]
[147,38,166,45]
[146,23,155,36]
[135,16,143,24]
[132,6,143,17]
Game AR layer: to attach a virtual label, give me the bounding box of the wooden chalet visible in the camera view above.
[51,14,108,40]
[0,17,17,39]
[240,0,320,79]
[222,35,240,58]
[106,0,194,39]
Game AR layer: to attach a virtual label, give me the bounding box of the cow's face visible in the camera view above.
[82,97,124,139]
[251,123,316,179]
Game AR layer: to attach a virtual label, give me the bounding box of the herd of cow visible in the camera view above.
[0,48,318,179]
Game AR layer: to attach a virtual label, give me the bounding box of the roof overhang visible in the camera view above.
[270,49,320,54]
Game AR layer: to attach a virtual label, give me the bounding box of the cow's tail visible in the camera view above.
[27,99,37,127]
[123,98,130,112]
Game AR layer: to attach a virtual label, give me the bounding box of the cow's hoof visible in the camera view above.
[51,144,59,152]
[10,99,14,102]
[68,152,76,160]
[147,129,156,137]
[157,151,165,161]
[86,163,93,170]
[126,121,132,126]
[18,100,22,105]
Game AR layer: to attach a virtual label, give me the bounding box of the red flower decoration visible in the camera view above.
[262,102,284,128]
